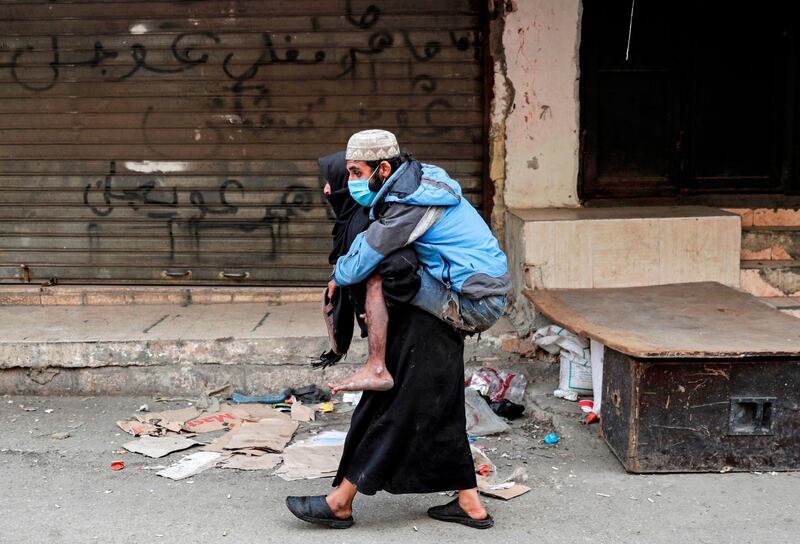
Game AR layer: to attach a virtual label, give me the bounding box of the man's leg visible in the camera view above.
[329,272,393,394]
[408,268,507,334]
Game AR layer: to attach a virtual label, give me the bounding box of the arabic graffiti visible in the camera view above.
[83,161,314,261]
[1,0,482,271]
[6,32,222,91]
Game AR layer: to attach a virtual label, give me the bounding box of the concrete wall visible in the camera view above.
[490,0,582,236]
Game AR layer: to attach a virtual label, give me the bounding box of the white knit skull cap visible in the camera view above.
[345,129,400,161]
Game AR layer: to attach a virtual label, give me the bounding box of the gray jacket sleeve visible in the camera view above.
[333,203,443,286]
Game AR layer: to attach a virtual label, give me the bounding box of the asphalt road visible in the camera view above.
[1,386,798,544]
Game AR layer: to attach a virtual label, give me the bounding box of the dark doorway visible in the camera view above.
[580,1,800,205]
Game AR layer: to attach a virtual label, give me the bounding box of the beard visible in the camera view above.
[368,174,385,192]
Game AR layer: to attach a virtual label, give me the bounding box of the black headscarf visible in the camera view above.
[319,151,370,265]
[316,151,371,364]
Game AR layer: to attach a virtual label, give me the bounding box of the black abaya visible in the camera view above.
[319,151,370,354]
[332,303,477,495]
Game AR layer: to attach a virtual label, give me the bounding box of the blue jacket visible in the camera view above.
[333,160,510,298]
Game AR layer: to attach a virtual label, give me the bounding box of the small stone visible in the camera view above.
[50,432,70,440]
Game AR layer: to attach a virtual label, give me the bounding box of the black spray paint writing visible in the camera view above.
[83,160,314,261]
[2,1,482,268]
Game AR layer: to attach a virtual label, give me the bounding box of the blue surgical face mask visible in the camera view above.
[348,168,380,207]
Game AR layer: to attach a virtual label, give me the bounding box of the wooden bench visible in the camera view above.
[526,282,800,473]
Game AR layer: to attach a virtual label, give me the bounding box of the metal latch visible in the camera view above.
[729,397,776,436]
[162,269,192,279]
[220,271,250,280]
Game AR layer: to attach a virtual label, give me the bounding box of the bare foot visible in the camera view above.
[329,364,394,394]
[458,489,489,520]
[325,494,353,519]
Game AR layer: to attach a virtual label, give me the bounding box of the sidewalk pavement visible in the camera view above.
[0,302,515,395]
[1,368,798,544]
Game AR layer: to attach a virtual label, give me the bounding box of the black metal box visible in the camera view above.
[601,349,800,473]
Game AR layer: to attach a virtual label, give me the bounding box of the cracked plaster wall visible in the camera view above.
[488,0,583,331]
[490,0,582,235]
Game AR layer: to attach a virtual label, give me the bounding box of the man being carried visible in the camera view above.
[328,129,510,393]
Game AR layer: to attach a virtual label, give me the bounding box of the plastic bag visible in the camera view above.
[589,338,605,415]
[464,387,509,436]
[468,367,527,404]
[533,325,592,401]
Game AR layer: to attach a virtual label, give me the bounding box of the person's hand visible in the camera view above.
[323,182,331,196]
[328,278,337,298]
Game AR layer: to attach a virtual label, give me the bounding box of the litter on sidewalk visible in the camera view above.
[116,420,161,437]
[464,386,509,436]
[231,390,290,405]
[157,452,228,480]
[224,419,299,453]
[141,407,201,432]
[154,383,234,410]
[470,444,530,500]
[467,367,527,404]
[273,431,347,481]
[290,402,316,422]
[533,325,592,401]
[218,454,282,471]
[122,436,200,458]
[231,385,331,405]
[183,408,249,433]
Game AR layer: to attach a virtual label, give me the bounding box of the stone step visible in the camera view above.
[0,301,517,395]
[741,227,800,261]
[740,260,800,297]
[759,297,800,319]
[0,285,318,306]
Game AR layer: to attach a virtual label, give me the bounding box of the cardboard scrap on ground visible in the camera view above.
[227,403,287,421]
[219,453,282,471]
[273,431,346,481]
[123,435,199,458]
[274,445,342,481]
[182,408,250,433]
[476,475,531,500]
[224,419,299,453]
[138,407,201,433]
[202,429,266,457]
[116,419,161,437]
[203,430,237,453]
[291,402,316,422]
[157,451,229,480]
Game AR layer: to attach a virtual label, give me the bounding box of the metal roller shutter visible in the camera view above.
[0,0,487,285]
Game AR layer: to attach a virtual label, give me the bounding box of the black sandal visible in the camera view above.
[285,495,354,529]
[427,498,494,529]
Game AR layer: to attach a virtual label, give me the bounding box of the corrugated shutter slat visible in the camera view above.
[0,0,485,285]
